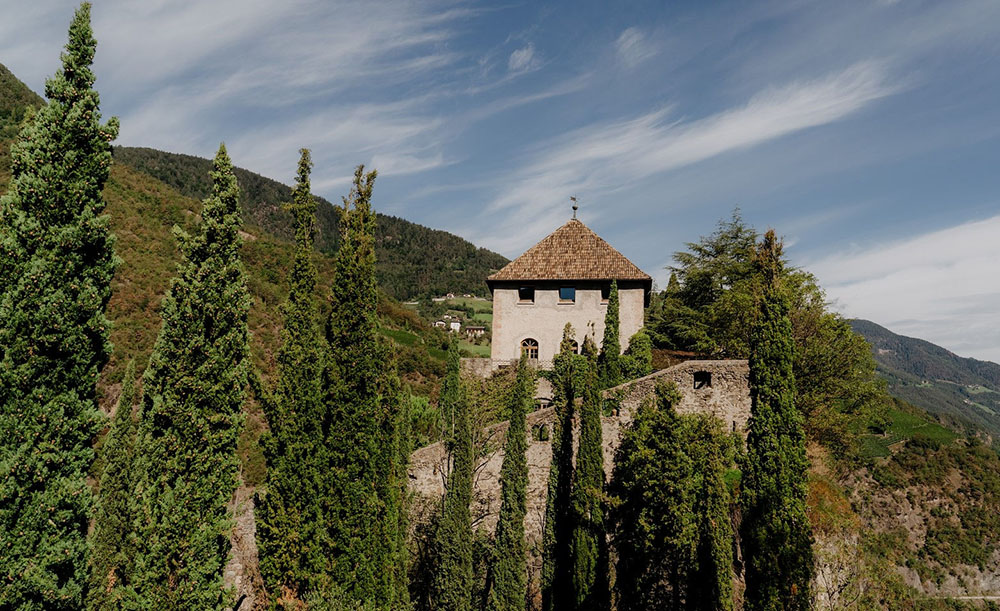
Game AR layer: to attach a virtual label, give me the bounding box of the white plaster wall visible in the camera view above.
[490,283,645,363]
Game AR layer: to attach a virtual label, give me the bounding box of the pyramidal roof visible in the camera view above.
[488,218,651,283]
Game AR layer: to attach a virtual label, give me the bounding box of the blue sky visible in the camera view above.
[3,0,1000,361]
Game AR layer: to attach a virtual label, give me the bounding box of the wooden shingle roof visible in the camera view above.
[488,219,651,282]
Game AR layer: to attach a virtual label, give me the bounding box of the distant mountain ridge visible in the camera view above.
[114,146,508,300]
[850,319,1000,439]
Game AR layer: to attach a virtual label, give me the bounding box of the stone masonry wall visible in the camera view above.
[407,359,750,548]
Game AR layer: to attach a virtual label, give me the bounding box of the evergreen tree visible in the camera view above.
[322,165,407,605]
[597,281,622,390]
[0,5,119,608]
[431,341,474,611]
[611,382,733,611]
[740,230,813,611]
[377,356,412,609]
[127,145,251,608]
[257,149,326,604]
[570,357,609,610]
[541,325,579,611]
[485,357,534,611]
[88,361,138,611]
[620,329,653,381]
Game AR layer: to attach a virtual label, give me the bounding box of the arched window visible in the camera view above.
[521,338,539,360]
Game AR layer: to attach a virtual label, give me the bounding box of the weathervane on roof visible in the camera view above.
[570,196,578,219]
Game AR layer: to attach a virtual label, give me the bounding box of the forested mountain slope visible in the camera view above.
[115,146,509,299]
[0,62,450,407]
[851,319,1000,440]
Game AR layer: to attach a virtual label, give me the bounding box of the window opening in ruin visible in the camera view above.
[694,370,712,389]
[521,338,539,360]
[559,286,576,303]
[518,286,535,303]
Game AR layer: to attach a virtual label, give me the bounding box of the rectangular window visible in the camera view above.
[694,371,712,389]
[518,286,535,303]
[601,284,611,303]
[559,286,576,303]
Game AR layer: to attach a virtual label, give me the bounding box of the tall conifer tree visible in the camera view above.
[257,149,326,604]
[597,281,622,390]
[570,357,609,610]
[740,230,813,611]
[431,341,474,611]
[322,165,406,605]
[127,145,251,609]
[88,361,138,611]
[486,357,534,611]
[0,4,119,607]
[541,325,579,611]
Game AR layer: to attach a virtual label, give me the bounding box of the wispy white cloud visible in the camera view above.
[508,43,539,73]
[806,213,1000,363]
[615,27,657,68]
[470,61,897,254]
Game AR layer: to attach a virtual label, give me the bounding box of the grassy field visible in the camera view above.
[859,407,959,459]
[459,339,490,357]
[444,297,493,312]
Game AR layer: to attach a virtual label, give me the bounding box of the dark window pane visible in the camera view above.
[518,286,535,302]
[559,286,575,302]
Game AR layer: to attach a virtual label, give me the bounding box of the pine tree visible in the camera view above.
[485,357,534,611]
[740,230,813,611]
[322,165,406,605]
[431,341,474,611]
[611,382,733,611]
[570,357,609,610]
[127,145,251,609]
[541,325,578,611]
[0,4,119,608]
[597,281,622,390]
[88,361,138,611]
[257,149,326,604]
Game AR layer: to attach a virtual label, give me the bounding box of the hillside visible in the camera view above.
[114,146,509,299]
[851,319,1000,440]
[0,63,44,184]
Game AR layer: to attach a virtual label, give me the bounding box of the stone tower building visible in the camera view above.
[486,217,652,367]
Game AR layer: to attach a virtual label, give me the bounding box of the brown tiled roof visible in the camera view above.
[488,219,651,282]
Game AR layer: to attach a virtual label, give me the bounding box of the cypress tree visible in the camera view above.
[257,149,326,604]
[322,165,405,605]
[597,281,622,390]
[88,361,138,611]
[740,230,813,611]
[611,382,733,611]
[541,325,578,611]
[569,357,609,610]
[0,4,119,608]
[127,145,251,608]
[485,357,534,611]
[431,341,474,611]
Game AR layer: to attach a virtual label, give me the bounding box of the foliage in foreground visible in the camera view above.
[431,341,475,611]
[485,357,534,611]
[321,165,409,606]
[88,361,137,611]
[256,149,327,604]
[0,4,119,608]
[570,356,610,610]
[740,230,813,611]
[128,145,250,608]
[611,381,735,611]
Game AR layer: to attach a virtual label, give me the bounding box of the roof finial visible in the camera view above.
[570,196,578,219]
